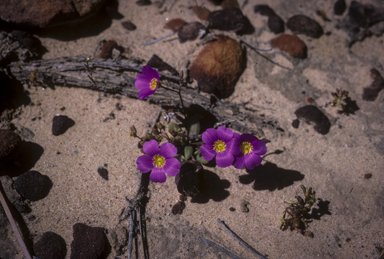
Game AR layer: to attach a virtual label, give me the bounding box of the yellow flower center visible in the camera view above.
[153,154,165,168]
[150,78,158,90]
[241,141,253,155]
[214,140,226,153]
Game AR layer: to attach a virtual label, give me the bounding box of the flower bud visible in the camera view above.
[184,146,193,161]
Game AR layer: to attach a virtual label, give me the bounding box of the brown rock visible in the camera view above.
[0,0,107,28]
[270,34,307,59]
[287,15,324,38]
[0,130,21,161]
[190,35,244,98]
[165,18,187,32]
[121,21,136,31]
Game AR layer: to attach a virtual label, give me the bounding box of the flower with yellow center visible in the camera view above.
[135,65,160,99]
[233,133,267,170]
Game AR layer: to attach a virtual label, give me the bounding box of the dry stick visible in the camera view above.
[128,210,136,259]
[0,182,32,259]
[217,218,267,259]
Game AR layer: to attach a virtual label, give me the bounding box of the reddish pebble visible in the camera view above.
[270,33,307,59]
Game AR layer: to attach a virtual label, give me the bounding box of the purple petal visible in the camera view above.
[135,74,151,90]
[200,144,216,161]
[233,155,245,169]
[216,126,233,142]
[241,133,258,143]
[143,140,159,156]
[163,158,180,176]
[251,140,267,155]
[159,142,177,158]
[227,138,241,156]
[202,128,217,145]
[244,153,263,170]
[216,150,234,168]
[150,167,166,183]
[136,155,154,173]
[142,65,159,80]
[138,88,156,99]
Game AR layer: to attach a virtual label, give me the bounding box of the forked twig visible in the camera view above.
[0,181,32,259]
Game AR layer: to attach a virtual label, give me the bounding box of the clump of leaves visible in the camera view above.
[280,185,317,237]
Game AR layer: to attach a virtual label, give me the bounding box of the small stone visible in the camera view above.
[253,4,276,17]
[121,21,136,31]
[190,35,244,98]
[178,22,206,43]
[229,207,236,211]
[34,232,67,259]
[240,200,250,213]
[175,160,205,198]
[348,1,384,28]
[292,119,300,129]
[165,18,187,32]
[362,68,384,101]
[97,167,108,180]
[96,40,118,59]
[294,105,331,135]
[208,8,251,33]
[0,129,21,161]
[270,34,307,59]
[364,173,372,179]
[268,15,285,34]
[303,231,314,238]
[171,201,186,215]
[136,0,151,6]
[14,170,49,201]
[190,5,210,21]
[147,54,178,76]
[334,0,346,15]
[70,223,108,259]
[287,15,324,38]
[52,115,75,136]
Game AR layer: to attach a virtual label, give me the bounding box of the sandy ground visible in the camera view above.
[2,0,384,258]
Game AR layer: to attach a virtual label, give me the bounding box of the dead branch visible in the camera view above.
[7,56,283,136]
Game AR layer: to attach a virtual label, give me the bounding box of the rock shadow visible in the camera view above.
[239,161,304,191]
[191,170,230,204]
[309,198,332,220]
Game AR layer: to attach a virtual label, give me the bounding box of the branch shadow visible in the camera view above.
[239,161,304,191]
[191,170,230,204]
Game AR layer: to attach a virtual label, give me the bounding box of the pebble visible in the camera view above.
[287,15,324,38]
[270,34,307,59]
[175,160,205,198]
[253,4,276,17]
[362,68,384,101]
[97,167,109,180]
[70,223,108,259]
[171,201,186,215]
[178,22,206,43]
[0,129,21,162]
[96,40,118,59]
[52,115,75,136]
[190,35,244,98]
[268,15,285,34]
[207,8,251,33]
[34,231,67,259]
[121,21,137,31]
[364,173,372,179]
[14,170,49,201]
[294,105,331,135]
[240,200,250,213]
[165,18,187,32]
[334,0,346,15]
[291,119,300,129]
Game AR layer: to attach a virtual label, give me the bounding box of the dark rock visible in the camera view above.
[34,231,67,259]
[52,115,75,136]
[334,0,346,15]
[190,35,244,98]
[270,34,307,59]
[14,170,50,201]
[268,15,285,34]
[362,68,384,101]
[292,119,300,129]
[294,105,331,135]
[178,22,206,43]
[0,0,107,28]
[348,1,384,28]
[364,173,372,179]
[190,5,210,21]
[70,223,108,259]
[136,0,151,6]
[96,40,118,59]
[253,4,276,17]
[121,21,136,31]
[175,160,205,198]
[147,54,178,76]
[240,200,250,213]
[287,15,324,38]
[171,201,186,215]
[229,207,236,211]
[165,18,187,32]
[97,167,109,180]
[208,8,251,33]
[0,129,21,161]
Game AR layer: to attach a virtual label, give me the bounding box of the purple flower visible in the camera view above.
[233,133,267,170]
[199,126,241,168]
[136,140,180,183]
[135,65,159,99]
